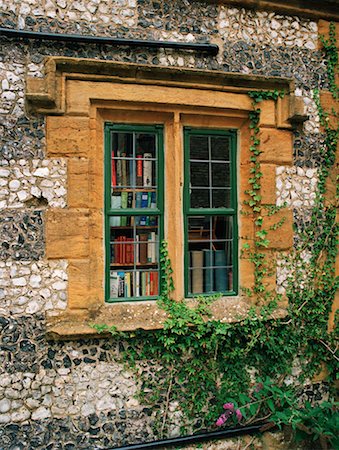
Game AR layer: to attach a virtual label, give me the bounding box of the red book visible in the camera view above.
[111,151,117,187]
[150,272,154,295]
[136,154,143,186]
[154,272,158,296]
[122,236,127,264]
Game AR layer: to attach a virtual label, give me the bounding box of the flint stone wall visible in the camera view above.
[0,1,328,448]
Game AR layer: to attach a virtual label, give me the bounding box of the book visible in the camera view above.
[139,234,148,264]
[203,249,214,293]
[117,271,125,297]
[126,238,134,263]
[111,151,117,187]
[135,271,140,297]
[127,192,133,208]
[110,271,119,298]
[121,192,128,226]
[135,192,142,226]
[141,192,149,208]
[143,153,152,187]
[141,272,146,296]
[150,192,156,209]
[140,192,148,226]
[214,250,227,292]
[125,272,131,297]
[121,152,127,187]
[136,154,143,186]
[116,150,122,186]
[191,250,203,294]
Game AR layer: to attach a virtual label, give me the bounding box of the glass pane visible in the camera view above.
[190,162,209,187]
[187,216,233,295]
[136,133,156,188]
[213,189,230,208]
[111,131,158,209]
[211,136,229,161]
[212,163,230,187]
[191,189,209,208]
[109,214,159,299]
[190,135,208,160]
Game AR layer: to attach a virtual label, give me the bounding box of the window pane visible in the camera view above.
[191,189,209,208]
[190,135,208,160]
[212,162,230,187]
[190,162,209,187]
[211,136,229,161]
[187,215,234,295]
[111,131,158,209]
[188,133,232,210]
[109,215,159,299]
[213,189,230,208]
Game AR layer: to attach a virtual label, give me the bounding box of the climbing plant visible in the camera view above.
[93,23,338,449]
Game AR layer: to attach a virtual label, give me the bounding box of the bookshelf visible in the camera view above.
[105,124,163,302]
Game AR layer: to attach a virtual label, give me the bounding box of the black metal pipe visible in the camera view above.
[107,424,264,450]
[0,27,219,55]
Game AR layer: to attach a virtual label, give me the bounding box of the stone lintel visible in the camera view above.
[26,56,295,115]
[202,0,339,21]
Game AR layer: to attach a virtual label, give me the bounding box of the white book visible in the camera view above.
[135,271,140,297]
[110,271,119,298]
[143,153,152,187]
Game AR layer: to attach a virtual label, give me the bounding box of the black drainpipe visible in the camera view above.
[107,424,265,450]
[0,27,219,55]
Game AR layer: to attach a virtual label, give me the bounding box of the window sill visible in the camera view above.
[46,297,288,340]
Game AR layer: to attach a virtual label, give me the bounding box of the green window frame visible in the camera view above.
[104,123,164,302]
[184,127,238,297]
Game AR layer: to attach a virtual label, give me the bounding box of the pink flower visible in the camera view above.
[235,409,243,421]
[223,402,234,410]
[216,415,226,426]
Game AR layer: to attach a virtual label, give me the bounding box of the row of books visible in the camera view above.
[190,250,232,294]
[110,270,159,298]
[110,191,157,227]
[111,151,154,188]
[111,232,157,265]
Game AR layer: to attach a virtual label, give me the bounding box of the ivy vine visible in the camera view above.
[93,24,338,449]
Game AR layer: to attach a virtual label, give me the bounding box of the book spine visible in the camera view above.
[139,234,148,264]
[141,272,146,296]
[116,150,121,186]
[136,154,143,186]
[153,271,158,296]
[110,271,119,298]
[214,250,227,292]
[121,192,128,226]
[203,249,214,293]
[135,271,140,297]
[143,153,152,187]
[121,152,127,187]
[111,151,117,187]
[118,271,125,297]
[135,192,142,226]
[191,250,203,294]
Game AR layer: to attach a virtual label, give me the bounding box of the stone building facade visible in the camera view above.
[0,1,338,449]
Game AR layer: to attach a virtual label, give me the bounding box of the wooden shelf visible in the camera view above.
[110,226,158,230]
[110,263,158,268]
[112,188,156,192]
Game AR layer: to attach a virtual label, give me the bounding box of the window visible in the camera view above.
[32,57,294,335]
[184,128,238,297]
[105,124,164,302]
[105,123,237,303]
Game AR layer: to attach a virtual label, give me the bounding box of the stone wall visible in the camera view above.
[0,1,329,448]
